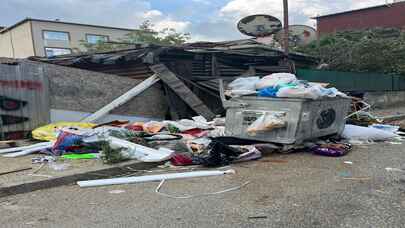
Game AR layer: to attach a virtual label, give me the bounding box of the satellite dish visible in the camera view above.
[237,14,282,37]
[275,25,317,47]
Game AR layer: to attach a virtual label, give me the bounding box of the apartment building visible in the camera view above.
[0,18,137,58]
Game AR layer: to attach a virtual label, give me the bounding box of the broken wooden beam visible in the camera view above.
[150,64,216,120]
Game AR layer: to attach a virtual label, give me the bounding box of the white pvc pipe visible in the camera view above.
[77,169,235,188]
[2,143,53,158]
[0,142,53,154]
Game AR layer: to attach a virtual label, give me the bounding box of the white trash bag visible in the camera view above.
[341,124,398,141]
[255,73,297,90]
[276,85,323,100]
[228,77,260,91]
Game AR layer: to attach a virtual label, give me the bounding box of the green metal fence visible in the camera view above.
[296,69,405,92]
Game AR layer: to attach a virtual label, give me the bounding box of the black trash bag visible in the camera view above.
[194,140,242,167]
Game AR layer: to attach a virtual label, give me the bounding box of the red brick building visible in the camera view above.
[313,1,405,36]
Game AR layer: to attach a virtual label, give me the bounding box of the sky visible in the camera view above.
[1,0,391,41]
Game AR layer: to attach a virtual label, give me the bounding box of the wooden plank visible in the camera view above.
[150,64,216,120]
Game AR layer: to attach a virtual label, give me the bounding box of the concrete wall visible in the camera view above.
[39,62,167,119]
[0,32,13,58]
[0,21,35,58]
[31,21,132,56]
[364,91,405,109]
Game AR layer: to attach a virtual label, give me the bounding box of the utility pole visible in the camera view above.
[283,0,289,57]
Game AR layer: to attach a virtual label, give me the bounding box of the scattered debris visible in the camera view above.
[342,177,371,181]
[48,161,71,171]
[338,171,352,178]
[312,142,352,157]
[385,167,404,173]
[61,153,99,160]
[108,190,126,194]
[248,216,268,220]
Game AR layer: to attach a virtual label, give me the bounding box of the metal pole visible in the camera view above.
[283,0,289,56]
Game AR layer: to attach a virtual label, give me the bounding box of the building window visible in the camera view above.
[86,34,109,44]
[45,47,72,57]
[43,30,70,41]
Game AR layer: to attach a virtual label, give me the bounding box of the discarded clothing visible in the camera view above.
[312,143,352,157]
[170,153,194,166]
[52,131,83,155]
[32,122,96,141]
[182,129,208,138]
[125,122,144,131]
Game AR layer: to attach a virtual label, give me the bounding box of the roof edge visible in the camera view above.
[312,1,405,19]
[0,18,140,34]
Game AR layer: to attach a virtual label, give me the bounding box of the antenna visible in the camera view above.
[275,25,317,47]
[237,14,282,37]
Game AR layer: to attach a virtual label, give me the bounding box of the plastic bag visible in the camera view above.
[164,119,211,132]
[341,124,398,141]
[255,73,297,90]
[258,87,279,97]
[32,122,96,141]
[143,121,165,134]
[318,86,347,98]
[370,124,399,133]
[228,77,260,91]
[276,85,323,100]
[246,113,286,135]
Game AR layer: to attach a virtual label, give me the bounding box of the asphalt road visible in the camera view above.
[1,142,405,228]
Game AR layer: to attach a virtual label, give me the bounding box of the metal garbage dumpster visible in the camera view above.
[219,81,351,144]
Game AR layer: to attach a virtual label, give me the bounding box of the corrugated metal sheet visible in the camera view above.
[0,62,50,138]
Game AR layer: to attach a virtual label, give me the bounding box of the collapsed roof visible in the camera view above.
[30,39,317,120]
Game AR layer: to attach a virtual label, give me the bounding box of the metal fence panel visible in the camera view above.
[0,62,50,138]
[296,69,400,92]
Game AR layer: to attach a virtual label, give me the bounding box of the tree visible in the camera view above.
[79,20,191,52]
[295,28,405,75]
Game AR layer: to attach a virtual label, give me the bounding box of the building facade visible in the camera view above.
[0,18,136,58]
[313,1,405,36]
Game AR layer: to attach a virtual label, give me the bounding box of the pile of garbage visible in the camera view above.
[0,117,264,167]
[1,73,402,171]
[226,73,347,99]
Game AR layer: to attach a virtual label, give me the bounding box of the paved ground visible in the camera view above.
[1,141,405,228]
